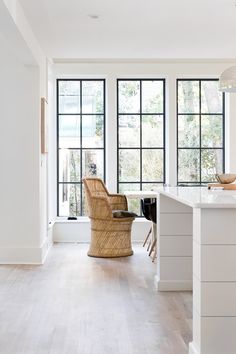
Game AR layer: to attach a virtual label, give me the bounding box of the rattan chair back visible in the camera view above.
[82,177,134,258]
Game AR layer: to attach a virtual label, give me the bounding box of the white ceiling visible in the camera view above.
[18,0,236,60]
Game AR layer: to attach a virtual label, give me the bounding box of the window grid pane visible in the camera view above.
[57,79,105,216]
[177,79,225,185]
[117,79,165,215]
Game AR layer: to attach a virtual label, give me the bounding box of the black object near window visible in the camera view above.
[141,198,157,224]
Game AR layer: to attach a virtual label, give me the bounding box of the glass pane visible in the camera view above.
[178,81,199,114]
[142,149,164,182]
[119,149,140,182]
[142,80,163,113]
[119,183,140,193]
[178,149,200,182]
[59,81,80,114]
[201,115,223,148]
[142,183,163,191]
[127,199,141,215]
[119,115,140,147]
[82,81,104,114]
[82,115,104,148]
[201,81,222,113]
[118,81,140,113]
[59,115,80,148]
[59,150,80,182]
[82,150,104,178]
[142,115,163,148]
[119,183,140,214]
[178,115,199,148]
[201,149,223,182]
[59,183,81,216]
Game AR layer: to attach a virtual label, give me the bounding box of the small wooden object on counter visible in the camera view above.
[208,183,236,190]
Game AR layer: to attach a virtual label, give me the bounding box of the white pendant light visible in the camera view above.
[219,66,236,92]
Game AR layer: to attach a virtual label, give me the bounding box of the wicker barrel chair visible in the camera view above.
[83,177,136,258]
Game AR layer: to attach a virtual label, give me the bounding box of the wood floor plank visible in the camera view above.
[0,244,192,354]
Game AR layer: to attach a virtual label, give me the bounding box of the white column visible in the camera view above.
[190,207,236,354]
[155,194,193,291]
[105,75,117,193]
[166,76,177,186]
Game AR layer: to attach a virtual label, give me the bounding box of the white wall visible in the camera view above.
[3,4,236,260]
[53,218,151,243]
[0,0,49,263]
[0,35,41,262]
[52,60,236,242]
[47,60,57,225]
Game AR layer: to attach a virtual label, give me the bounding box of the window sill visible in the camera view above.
[55,216,89,223]
[55,217,149,223]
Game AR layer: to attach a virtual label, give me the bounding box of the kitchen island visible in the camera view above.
[156,187,236,354]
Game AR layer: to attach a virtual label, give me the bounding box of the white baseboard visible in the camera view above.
[41,238,52,264]
[189,342,199,354]
[0,238,52,265]
[154,275,193,291]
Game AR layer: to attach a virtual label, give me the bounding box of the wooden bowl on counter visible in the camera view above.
[216,173,236,184]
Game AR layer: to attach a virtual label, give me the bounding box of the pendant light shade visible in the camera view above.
[219,66,236,92]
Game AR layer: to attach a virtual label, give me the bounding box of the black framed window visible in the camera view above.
[177,79,225,185]
[117,79,165,214]
[57,79,105,216]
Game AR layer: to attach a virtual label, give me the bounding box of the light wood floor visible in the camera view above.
[0,244,192,354]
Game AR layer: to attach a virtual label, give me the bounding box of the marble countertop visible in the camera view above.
[124,190,157,199]
[158,186,236,208]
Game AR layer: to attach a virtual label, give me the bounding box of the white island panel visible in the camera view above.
[200,208,236,244]
[194,277,236,317]
[156,187,236,354]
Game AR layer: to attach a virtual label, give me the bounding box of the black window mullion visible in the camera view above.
[163,79,166,184]
[199,80,202,184]
[80,80,83,216]
[103,80,106,182]
[117,80,120,193]
[139,80,142,215]
[222,92,226,173]
[140,80,142,192]
[56,79,60,216]
[176,80,179,185]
